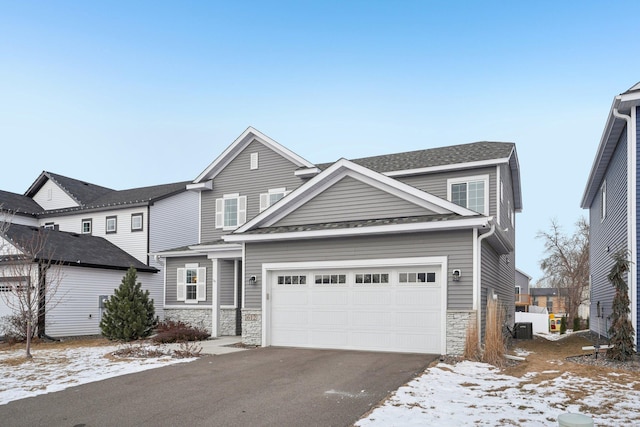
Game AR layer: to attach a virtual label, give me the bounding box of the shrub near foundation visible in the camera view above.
[151,320,209,343]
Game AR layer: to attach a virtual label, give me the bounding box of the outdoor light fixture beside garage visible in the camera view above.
[249,275,257,285]
[452,269,461,281]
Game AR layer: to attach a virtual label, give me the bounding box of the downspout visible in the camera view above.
[476,221,496,346]
[613,106,637,347]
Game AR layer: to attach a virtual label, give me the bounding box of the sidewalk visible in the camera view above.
[166,336,247,355]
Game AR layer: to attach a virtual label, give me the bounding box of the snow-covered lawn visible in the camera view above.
[356,352,640,426]
[0,343,196,405]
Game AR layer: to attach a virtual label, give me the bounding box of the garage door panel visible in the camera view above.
[351,311,395,328]
[311,330,349,347]
[311,291,349,306]
[352,289,393,305]
[273,290,308,306]
[310,310,348,325]
[272,329,309,346]
[395,289,439,306]
[397,311,440,326]
[272,310,309,326]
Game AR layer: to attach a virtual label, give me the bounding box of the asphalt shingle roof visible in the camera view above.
[38,172,114,205]
[316,141,515,173]
[1,222,156,272]
[0,190,43,216]
[241,213,472,235]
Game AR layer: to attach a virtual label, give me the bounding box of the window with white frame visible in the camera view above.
[447,175,489,215]
[82,218,92,234]
[106,216,117,234]
[131,213,143,232]
[176,263,206,303]
[215,194,247,229]
[355,273,390,284]
[260,188,290,212]
[250,152,259,170]
[44,222,55,230]
[399,272,436,283]
[600,180,606,221]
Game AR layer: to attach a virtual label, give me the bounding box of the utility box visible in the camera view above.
[99,295,109,308]
[514,322,533,339]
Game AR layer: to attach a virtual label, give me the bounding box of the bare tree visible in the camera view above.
[536,217,589,326]
[0,224,64,358]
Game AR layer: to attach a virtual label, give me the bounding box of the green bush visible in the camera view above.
[573,316,581,331]
[100,267,156,341]
[560,316,567,334]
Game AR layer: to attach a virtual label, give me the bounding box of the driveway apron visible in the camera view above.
[0,347,435,427]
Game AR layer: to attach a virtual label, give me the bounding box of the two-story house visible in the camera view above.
[0,172,199,337]
[155,127,522,355]
[515,268,532,312]
[582,81,640,347]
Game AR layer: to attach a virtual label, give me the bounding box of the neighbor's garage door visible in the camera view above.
[269,266,443,354]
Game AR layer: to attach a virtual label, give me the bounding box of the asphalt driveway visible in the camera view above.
[0,347,435,427]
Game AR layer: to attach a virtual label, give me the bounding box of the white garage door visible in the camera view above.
[269,265,443,354]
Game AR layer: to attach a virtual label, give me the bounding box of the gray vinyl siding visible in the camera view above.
[498,164,516,246]
[165,256,212,305]
[637,107,640,346]
[220,259,235,306]
[589,127,627,337]
[515,270,530,295]
[397,166,498,216]
[201,140,305,243]
[150,191,199,253]
[481,240,515,325]
[244,230,474,310]
[274,176,436,227]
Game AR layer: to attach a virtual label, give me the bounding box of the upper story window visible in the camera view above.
[106,216,117,234]
[176,263,206,303]
[600,180,607,221]
[215,194,247,230]
[260,188,290,212]
[447,175,489,215]
[131,213,143,232]
[82,219,92,234]
[250,152,259,170]
[44,222,55,230]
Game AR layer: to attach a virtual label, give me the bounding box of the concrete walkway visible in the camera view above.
[165,335,247,355]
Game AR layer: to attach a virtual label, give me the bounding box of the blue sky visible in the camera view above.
[2,1,639,282]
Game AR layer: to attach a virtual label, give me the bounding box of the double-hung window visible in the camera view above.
[106,216,117,234]
[131,213,143,231]
[177,263,206,303]
[259,188,290,212]
[447,175,489,215]
[215,194,247,230]
[82,219,92,234]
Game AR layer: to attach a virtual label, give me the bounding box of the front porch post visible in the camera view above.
[211,258,219,337]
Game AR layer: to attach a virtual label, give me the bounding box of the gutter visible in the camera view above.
[475,221,496,346]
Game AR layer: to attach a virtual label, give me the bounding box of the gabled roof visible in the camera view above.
[25,171,114,206]
[582,82,640,208]
[225,158,486,242]
[0,190,43,217]
[1,222,156,272]
[192,127,315,184]
[312,141,522,211]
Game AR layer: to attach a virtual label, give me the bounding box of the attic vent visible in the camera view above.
[250,153,258,170]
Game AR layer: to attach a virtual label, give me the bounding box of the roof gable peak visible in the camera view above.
[193,127,314,183]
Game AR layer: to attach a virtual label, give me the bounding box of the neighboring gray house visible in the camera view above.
[156,127,522,355]
[0,172,199,336]
[515,268,532,312]
[582,81,640,347]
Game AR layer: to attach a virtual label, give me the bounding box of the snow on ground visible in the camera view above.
[356,360,640,426]
[0,344,195,405]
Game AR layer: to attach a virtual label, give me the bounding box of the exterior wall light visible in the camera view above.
[249,275,257,285]
[452,269,461,281]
